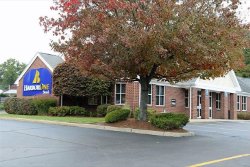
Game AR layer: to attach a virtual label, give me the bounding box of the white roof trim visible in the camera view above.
[14,52,54,85]
[192,71,241,93]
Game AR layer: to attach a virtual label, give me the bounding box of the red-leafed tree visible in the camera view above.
[40,0,250,121]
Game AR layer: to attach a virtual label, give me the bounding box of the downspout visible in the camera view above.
[189,86,192,120]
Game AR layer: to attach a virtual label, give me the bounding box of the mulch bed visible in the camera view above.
[98,118,187,133]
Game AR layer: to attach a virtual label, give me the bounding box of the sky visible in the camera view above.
[0,0,249,65]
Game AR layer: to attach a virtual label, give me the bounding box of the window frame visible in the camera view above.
[242,96,247,111]
[185,89,189,108]
[237,95,240,111]
[147,84,152,106]
[155,85,165,106]
[216,93,221,110]
[115,83,126,105]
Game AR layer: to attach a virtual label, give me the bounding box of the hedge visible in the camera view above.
[105,108,130,123]
[4,98,37,115]
[4,98,57,115]
[48,106,87,117]
[150,113,189,130]
[134,108,156,120]
[96,104,111,117]
[32,98,57,115]
[106,105,122,113]
[238,112,250,120]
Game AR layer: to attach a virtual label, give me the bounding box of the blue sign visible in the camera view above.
[23,68,52,96]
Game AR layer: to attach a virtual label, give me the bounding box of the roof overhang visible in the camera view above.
[14,52,54,85]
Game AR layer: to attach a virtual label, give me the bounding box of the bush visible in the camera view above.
[107,105,122,113]
[134,108,156,120]
[32,98,57,115]
[150,113,189,130]
[105,108,130,123]
[0,103,4,110]
[4,98,37,115]
[48,106,87,117]
[96,104,111,117]
[238,112,250,120]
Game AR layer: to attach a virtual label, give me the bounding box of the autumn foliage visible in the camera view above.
[53,62,111,97]
[41,0,250,120]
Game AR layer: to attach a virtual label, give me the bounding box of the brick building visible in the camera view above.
[15,52,250,119]
[115,71,250,120]
[15,52,64,98]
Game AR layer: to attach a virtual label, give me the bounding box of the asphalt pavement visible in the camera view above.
[0,119,250,167]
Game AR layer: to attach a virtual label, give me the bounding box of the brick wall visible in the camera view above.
[17,57,55,99]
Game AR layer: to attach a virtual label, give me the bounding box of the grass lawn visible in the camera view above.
[0,114,105,124]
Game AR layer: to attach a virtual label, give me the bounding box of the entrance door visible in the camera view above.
[209,92,213,119]
[197,90,202,118]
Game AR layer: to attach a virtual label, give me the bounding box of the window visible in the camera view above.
[148,85,152,105]
[242,96,247,111]
[115,83,126,104]
[237,96,240,111]
[216,93,221,110]
[88,96,98,105]
[156,85,165,106]
[185,89,189,108]
[101,96,108,104]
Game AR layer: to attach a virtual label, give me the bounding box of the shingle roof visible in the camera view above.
[38,52,64,69]
[237,77,250,94]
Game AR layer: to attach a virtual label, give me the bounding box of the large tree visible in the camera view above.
[40,0,249,121]
[53,62,111,97]
[0,59,26,89]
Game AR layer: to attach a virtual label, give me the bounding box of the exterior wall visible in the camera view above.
[121,83,187,116]
[116,82,239,119]
[17,57,54,99]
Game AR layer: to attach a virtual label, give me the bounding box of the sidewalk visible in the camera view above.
[190,119,249,123]
[0,116,194,138]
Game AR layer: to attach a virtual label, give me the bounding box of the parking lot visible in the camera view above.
[0,119,250,167]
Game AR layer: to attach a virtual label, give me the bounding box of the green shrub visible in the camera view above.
[32,98,57,115]
[96,104,111,117]
[17,99,37,115]
[105,108,130,123]
[238,112,250,120]
[107,105,122,113]
[134,108,156,120]
[68,106,88,116]
[4,98,37,115]
[4,98,19,114]
[0,103,4,110]
[48,106,87,117]
[150,113,189,130]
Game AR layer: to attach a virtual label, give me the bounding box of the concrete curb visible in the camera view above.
[0,117,194,137]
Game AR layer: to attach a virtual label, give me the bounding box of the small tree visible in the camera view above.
[53,62,111,97]
[0,59,26,89]
[41,0,250,121]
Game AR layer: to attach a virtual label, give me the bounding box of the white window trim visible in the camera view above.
[242,96,247,111]
[115,83,126,105]
[155,85,165,106]
[216,93,221,110]
[185,89,189,108]
[237,95,241,111]
[147,84,152,106]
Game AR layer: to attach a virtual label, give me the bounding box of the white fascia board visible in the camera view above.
[14,52,40,85]
[193,83,238,93]
[236,92,250,97]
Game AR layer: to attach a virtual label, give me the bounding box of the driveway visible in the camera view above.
[0,119,250,167]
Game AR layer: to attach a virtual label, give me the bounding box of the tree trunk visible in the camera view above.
[139,77,150,121]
